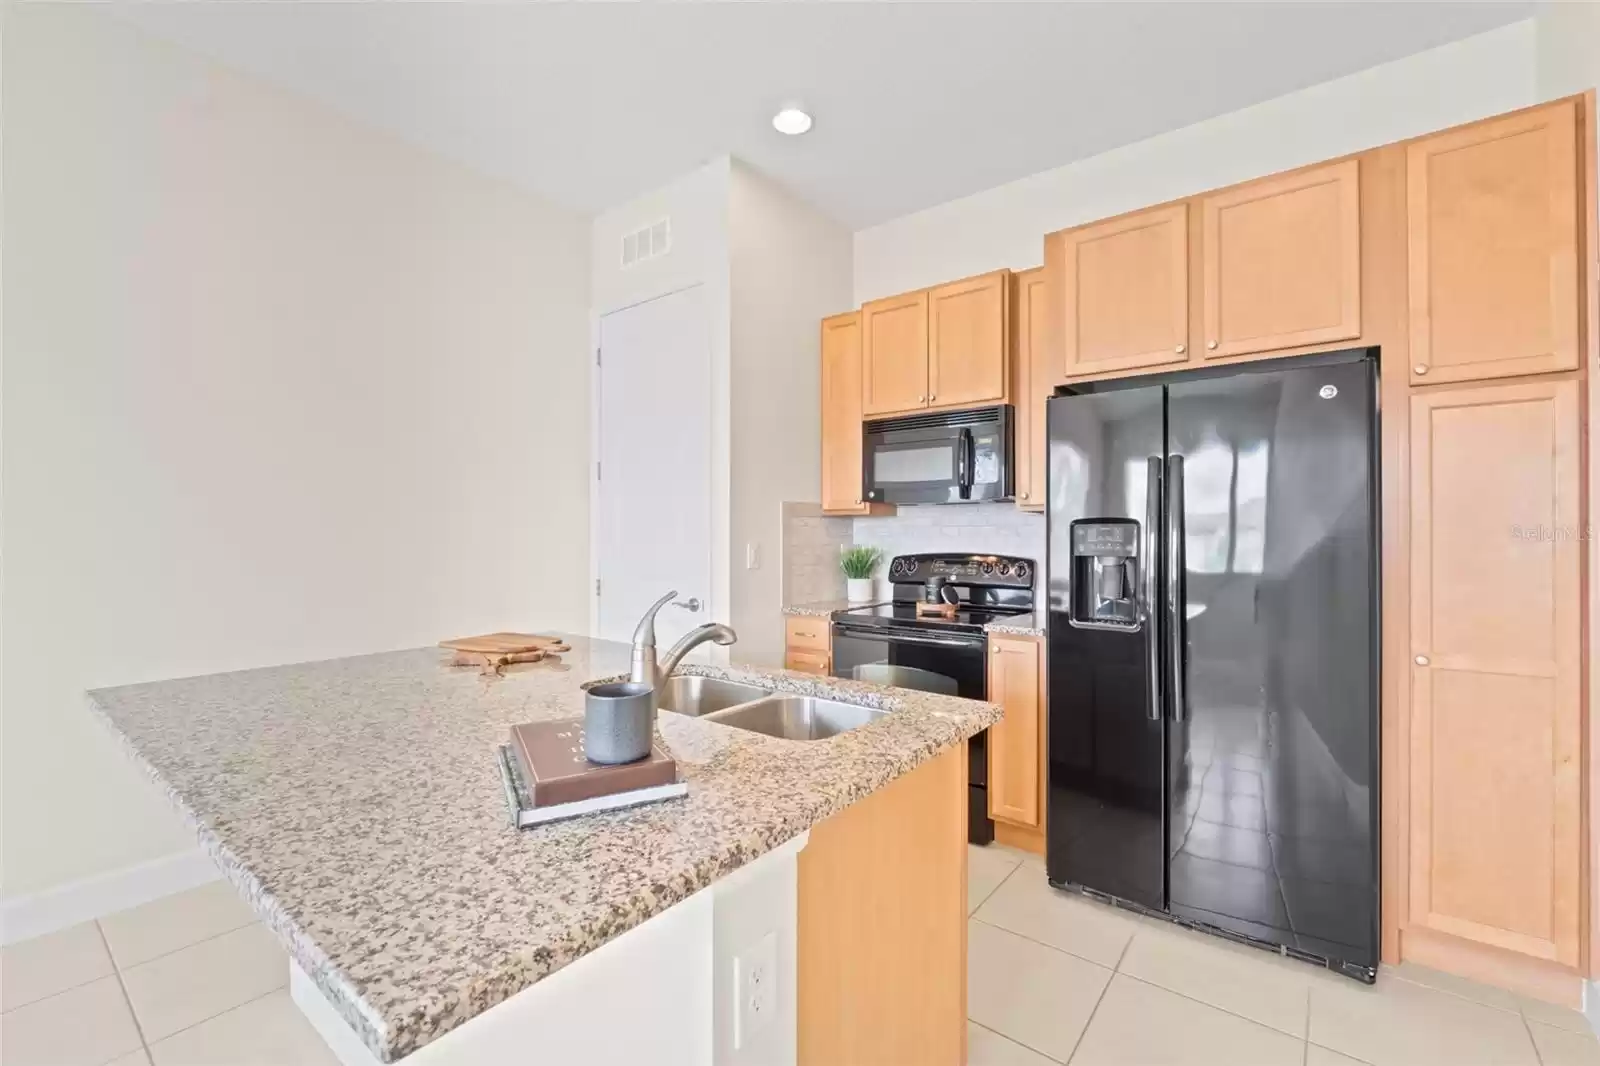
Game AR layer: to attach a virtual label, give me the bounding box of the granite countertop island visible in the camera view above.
[87,636,999,1063]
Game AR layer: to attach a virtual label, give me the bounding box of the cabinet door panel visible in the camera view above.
[928,272,1008,409]
[1054,203,1189,378]
[1202,160,1361,358]
[861,291,929,416]
[820,313,869,513]
[1406,100,1579,384]
[1408,381,1580,966]
[987,636,1042,828]
[1012,269,1049,511]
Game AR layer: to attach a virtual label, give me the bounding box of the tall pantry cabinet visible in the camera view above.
[1395,97,1591,996]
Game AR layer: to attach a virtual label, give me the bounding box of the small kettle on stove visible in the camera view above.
[922,575,960,607]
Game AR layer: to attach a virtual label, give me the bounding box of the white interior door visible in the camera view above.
[595,286,713,647]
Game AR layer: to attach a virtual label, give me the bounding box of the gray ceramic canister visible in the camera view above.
[583,681,655,764]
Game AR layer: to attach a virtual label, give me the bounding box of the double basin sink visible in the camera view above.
[656,675,885,741]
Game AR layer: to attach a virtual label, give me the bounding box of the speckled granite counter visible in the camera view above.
[86,636,999,1062]
[984,611,1047,637]
[780,598,880,616]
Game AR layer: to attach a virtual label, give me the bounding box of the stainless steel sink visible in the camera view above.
[656,675,772,716]
[702,695,886,741]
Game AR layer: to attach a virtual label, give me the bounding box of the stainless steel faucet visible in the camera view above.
[630,590,737,688]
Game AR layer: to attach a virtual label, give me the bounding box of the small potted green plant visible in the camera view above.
[840,545,883,604]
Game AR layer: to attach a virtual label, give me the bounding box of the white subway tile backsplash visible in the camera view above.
[780,502,855,605]
[852,503,1045,566]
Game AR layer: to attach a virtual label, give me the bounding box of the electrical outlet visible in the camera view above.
[732,931,777,1050]
[745,542,760,570]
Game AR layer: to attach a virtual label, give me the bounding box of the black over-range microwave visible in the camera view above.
[863,405,1013,506]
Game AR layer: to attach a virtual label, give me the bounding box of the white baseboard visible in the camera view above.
[1,849,221,945]
[1584,980,1600,1037]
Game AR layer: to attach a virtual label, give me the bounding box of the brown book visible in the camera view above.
[498,720,684,828]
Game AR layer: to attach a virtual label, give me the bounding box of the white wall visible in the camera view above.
[728,163,853,665]
[1535,1,1600,102]
[1,6,591,898]
[590,159,733,644]
[853,21,1540,303]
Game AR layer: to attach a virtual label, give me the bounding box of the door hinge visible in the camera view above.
[595,578,601,597]
[595,347,601,367]
[595,461,601,481]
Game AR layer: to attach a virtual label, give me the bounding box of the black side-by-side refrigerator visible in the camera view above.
[1045,348,1379,981]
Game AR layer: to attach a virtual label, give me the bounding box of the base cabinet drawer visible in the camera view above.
[786,648,831,676]
[785,615,831,651]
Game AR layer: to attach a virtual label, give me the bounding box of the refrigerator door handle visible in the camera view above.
[1166,454,1187,723]
[1142,456,1163,721]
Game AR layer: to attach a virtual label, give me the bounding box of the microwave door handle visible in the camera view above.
[955,427,971,490]
[1142,457,1163,722]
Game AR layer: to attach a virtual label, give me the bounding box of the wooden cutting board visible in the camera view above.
[440,633,571,656]
[440,633,572,675]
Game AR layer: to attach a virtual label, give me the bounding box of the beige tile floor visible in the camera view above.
[5,852,1599,1064]
[967,843,1600,1066]
[1,881,336,1066]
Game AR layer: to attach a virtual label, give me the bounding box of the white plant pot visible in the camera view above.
[846,577,875,603]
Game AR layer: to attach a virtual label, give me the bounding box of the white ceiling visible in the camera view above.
[112,2,1534,229]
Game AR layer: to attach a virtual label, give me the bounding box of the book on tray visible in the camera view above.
[496,719,685,828]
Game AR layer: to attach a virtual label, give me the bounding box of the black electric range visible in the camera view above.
[829,553,1036,844]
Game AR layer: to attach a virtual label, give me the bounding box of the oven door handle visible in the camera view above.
[830,625,985,652]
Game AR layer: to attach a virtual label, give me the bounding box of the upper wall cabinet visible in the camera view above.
[861,272,1011,418]
[1406,99,1580,385]
[861,290,929,416]
[1201,159,1362,359]
[1012,268,1049,511]
[820,312,880,515]
[1052,203,1189,378]
[928,271,1009,410]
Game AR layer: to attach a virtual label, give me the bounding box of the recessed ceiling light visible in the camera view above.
[772,107,813,136]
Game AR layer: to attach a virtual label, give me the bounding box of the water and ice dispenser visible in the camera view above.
[1068,520,1142,629]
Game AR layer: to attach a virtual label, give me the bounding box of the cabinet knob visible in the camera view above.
[1206,340,1218,351]
[1413,364,1429,375]
[1020,490,1029,500]
[1415,655,1430,666]
[929,394,937,402]
[918,394,926,403]
[855,498,863,506]
[992,645,1001,654]
[1175,344,1186,354]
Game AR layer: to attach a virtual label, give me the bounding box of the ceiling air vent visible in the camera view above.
[621,218,671,268]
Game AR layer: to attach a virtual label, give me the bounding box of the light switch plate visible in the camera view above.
[732,930,777,1050]
[745,542,760,570]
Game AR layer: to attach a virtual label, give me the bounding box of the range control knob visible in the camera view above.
[890,559,904,576]
[904,559,919,575]
[997,562,1013,576]
[980,562,996,576]
[1015,562,1031,581]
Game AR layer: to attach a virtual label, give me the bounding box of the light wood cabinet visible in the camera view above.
[799,746,965,1066]
[928,271,1009,410]
[1406,100,1580,385]
[861,290,930,416]
[1407,379,1581,967]
[819,312,880,515]
[785,615,832,675]
[987,634,1044,831]
[861,274,1012,418]
[1052,203,1189,378]
[1012,268,1050,512]
[1201,159,1362,358]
